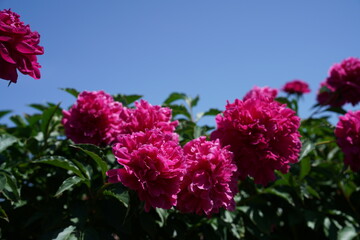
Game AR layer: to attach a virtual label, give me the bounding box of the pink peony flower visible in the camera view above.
[243,86,278,101]
[107,130,185,211]
[282,80,311,95]
[62,91,126,146]
[177,137,238,216]
[211,97,301,186]
[317,57,360,107]
[0,9,44,83]
[335,110,360,172]
[120,99,178,134]
[316,81,345,107]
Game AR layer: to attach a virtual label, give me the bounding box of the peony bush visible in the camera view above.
[1,9,360,240]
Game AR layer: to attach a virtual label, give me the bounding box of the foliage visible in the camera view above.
[0,91,359,240]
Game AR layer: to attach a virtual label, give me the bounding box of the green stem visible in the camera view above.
[315,140,335,146]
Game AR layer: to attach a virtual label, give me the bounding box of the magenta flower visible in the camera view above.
[62,91,126,146]
[316,81,345,107]
[335,110,360,172]
[211,97,301,186]
[121,100,178,134]
[243,86,278,101]
[0,9,44,83]
[176,137,238,216]
[282,80,311,95]
[317,57,360,107]
[107,130,185,212]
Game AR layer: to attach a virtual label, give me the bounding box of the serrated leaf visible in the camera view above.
[60,88,80,98]
[0,133,17,152]
[103,183,129,207]
[71,145,108,181]
[53,225,76,240]
[0,110,11,120]
[55,176,83,197]
[163,92,187,105]
[34,156,85,179]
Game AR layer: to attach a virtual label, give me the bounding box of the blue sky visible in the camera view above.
[1,1,359,126]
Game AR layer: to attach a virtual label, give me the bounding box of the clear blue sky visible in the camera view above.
[1,1,359,126]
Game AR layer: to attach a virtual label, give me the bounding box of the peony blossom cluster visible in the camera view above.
[177,137,238,216]
[0,9,44,83]
[70,90,240,214]
[62,91,126,146]
[317,57,360,107]
[282,80,311,95]
[120,99,178,135]
[335,110,360,172]
[107,130,186,212]
[211,97,301,186]
[62,91,178,146]
[243,86,278,101]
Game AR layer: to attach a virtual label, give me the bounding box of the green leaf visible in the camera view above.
[10,115,26,127]
[71,159,91,180]
[300,140,315,160]
[264,188,295,206]
[203,108,222,116]
[337,226,358,240]
[103,183,129,207]
[53,225,76,240]
[0,110,12,120]
[299,158,311,180]
[305,184,320,199]
[0,174,7,192]
[60,88,80,98]
[34,156,85,179]
[190,95,200,108]
[55,176,83,197]
[71,145,108,181]
[340,181,357,199]
[163,92,187,105]
[112,94,142,106]
[155,208,169,227]
[0,170,21,202]
[0,133,17,152]
[0,205,9,222]
[168,104,192,120]
[28,104,48,111]
[41,103,60,141]
[196,108,221,121]
[325,107,347,115]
